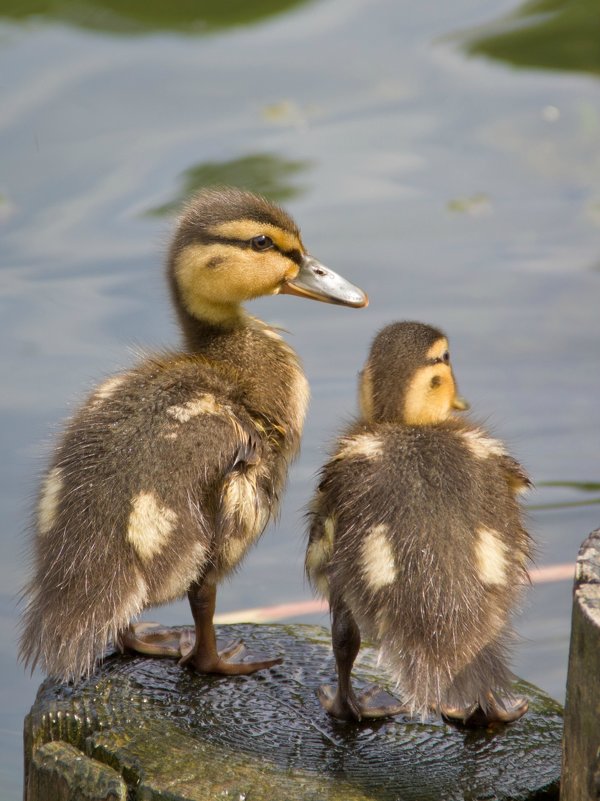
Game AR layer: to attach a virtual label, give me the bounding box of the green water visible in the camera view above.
[2,1,599,798]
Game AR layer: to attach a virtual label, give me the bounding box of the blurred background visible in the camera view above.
[1,1,599,796]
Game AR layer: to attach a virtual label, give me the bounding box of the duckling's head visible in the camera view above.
[359,321,469,425]
[168,187,367,327]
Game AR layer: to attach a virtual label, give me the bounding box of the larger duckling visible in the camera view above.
[20,187,367,682]
[306,321,532,725]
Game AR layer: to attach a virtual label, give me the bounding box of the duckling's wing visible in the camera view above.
[499,454,532,495]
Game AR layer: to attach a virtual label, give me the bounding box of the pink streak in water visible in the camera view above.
[214,562,575,624]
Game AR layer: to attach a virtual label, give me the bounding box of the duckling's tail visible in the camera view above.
[324,517,526,719]
[18,544,144,682]
[376,621,517,720]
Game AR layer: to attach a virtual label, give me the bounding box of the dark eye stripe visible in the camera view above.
[195,233,302,263]
[197,234,252,248]
[281,248,303,266]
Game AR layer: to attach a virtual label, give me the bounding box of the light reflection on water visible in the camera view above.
[2,0,600,797]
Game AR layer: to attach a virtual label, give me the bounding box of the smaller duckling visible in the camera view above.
[306,321,533,725]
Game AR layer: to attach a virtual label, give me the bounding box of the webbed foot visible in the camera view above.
[120,623,281,675]
[441,694,528,727]
[180,635,282,676]
[119,622,192,657]
[318,683,407,722]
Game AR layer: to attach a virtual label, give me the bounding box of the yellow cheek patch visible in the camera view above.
[38,467,64,536]
[403,364,455,425]
[175,241,297,323]
[209,220,302,254]
[127,491,178,561]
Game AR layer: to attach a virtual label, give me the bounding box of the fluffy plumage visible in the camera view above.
[20,187,366,681]
[307,321,533,724]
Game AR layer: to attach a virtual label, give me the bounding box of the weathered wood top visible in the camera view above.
[25,624,563,801]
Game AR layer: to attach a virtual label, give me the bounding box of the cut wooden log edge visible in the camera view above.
[24,624,562,801]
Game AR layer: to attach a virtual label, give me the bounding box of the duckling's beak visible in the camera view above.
[452,395,470,412]
[280,255,368,308]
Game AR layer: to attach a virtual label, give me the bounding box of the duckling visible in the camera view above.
[20,187,367,682]
[306,321,532,726]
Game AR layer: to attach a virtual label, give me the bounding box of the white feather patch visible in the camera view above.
[93,375,127,403]
[167,393,222,423]
[335,433,383,461]
[361,524,396,589]
[476,526,507,586]
[461,429,506,459]
[127,491,178,561]
[38,467,63,535]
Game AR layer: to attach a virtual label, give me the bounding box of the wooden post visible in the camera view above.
[561,528,600,801]
[24,623,563,800]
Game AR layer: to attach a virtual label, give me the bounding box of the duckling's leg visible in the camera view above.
[441,692,528,727]
[179,578,283,675]
[318,600,407,721]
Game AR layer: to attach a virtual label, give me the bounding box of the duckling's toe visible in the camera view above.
[441,694,529,728]
[184,647,283,676]
[121,623,281,675]
[119,622,193,658]
[178,637,244,666]
[318,683,407,722]
[181,638,282,675]
[355,684,409,719]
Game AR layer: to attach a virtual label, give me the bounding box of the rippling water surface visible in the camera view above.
[2,1,600,796]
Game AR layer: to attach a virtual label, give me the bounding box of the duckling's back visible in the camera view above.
[307,419,532,717]
[20,335,303,681]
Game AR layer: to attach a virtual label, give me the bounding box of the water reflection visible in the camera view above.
[0,0,309,35]
[459,0,600,75]
[146,153,312,217]
[3,0,600,797]
[529,481,600,511]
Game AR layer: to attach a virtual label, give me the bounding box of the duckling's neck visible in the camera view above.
[175,303,309,455]
[175,301,248,353]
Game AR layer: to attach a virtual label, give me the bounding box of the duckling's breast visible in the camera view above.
[195,320,310,462]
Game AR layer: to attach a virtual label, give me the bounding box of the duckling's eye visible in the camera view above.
[433,351,450,365]
[430,375,442,389]
[251,235,274,251]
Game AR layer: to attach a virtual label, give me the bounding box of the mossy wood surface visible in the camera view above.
[24,624,562,801]
[561,528,600,801]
